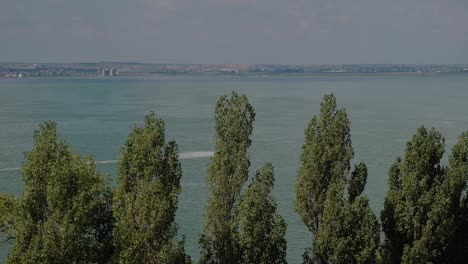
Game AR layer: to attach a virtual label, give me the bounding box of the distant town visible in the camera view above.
[1,62,468,78]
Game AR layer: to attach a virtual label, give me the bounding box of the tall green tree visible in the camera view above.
[380,126,455,263]
[403,131,468,263]
[295,94,379,263]
[6,121,114,263]
[113,112,190,264]
[237,163,287,264]
[295,94,353,235]
[199,92,255,264]
[448,132,468,261]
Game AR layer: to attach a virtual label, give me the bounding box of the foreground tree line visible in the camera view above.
[0,92,467,264]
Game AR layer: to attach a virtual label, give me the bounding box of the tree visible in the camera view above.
[113,112,190,264]
[313,171,380,264]
[295,94,354,261]
[7,121,114,263]
[237,163,287,264]
[295,94,379,263]
[381,126,452,263]
[449,132,468,261]
[199,92,255,264]
[295,93,353,235]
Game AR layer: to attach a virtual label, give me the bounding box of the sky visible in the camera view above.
[2,0,468,64]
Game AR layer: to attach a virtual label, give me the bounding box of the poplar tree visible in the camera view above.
[6,121,114,263]
[295,94,353,235]
[448,132,468,261]
[295,94,353,261]
[380,126,453,263]
[113,112,190,264]
[237,163,287,264]
[295,94,379,263]
[199,92,255,264]
[401,131,468,263]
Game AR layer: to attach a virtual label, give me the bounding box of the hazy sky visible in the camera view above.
[2,0,468,64]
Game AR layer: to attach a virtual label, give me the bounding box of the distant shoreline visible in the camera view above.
[2,72,468,80]
[1,63,468,79]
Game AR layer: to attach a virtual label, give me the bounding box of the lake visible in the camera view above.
[1,75,468,263]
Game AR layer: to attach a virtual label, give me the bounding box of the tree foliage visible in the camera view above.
[2,93,468,264]
[7,121,114,263]
[199,92,255,264]
[296,94,379,264]
[380,127,468,263]
[238,162,287,264]
[313,172,380,264]
[348,162,368,203]
[113,112,190,264]
[448,132,468,261]
[295,93,354,235]
[0,193,16,244]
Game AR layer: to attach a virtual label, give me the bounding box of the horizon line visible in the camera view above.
[2,62,468,66]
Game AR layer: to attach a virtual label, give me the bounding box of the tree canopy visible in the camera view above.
[6,121,114,263]
[296,94,379,264]
[113,112,190,264]
[0,93,467,264]
[381,127,468,263]
[199,92,256,264]
[295,94,354,235]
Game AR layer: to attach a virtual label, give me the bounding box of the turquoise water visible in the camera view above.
[1,75,468,263]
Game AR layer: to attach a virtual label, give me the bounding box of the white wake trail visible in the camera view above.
[0,151,214,172]
[179,151,214,159]
[0,167,20,172]
[94,160,118,164]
